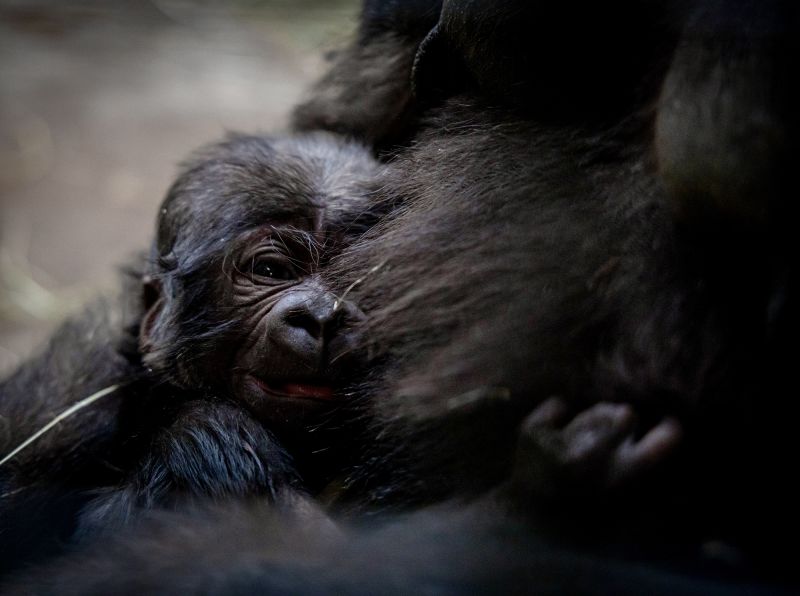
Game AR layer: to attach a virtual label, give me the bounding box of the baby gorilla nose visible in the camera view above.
[283,298,341,344]
[263,282,366,387]
[236,282,361,426]
[273,286,341,363]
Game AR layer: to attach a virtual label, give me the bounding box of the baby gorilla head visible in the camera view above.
[139,133,380,431]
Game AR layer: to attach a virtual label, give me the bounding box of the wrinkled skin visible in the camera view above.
[145,216,364,434]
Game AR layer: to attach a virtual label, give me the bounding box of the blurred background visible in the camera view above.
[0,0,360,377]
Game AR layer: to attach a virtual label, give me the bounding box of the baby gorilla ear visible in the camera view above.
[137,273,194,386]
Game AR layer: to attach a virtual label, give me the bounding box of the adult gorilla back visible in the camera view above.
[8,0,799,594]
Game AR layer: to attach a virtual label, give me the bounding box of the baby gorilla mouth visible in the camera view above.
[239,374,340,429]
[250,375,335,402]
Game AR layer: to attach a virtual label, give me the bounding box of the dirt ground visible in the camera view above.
[0,0,359,377]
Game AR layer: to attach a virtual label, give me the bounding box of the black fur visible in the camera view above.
[8,502,799,596]
[3,0,800,593]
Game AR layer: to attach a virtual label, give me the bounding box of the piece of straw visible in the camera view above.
[333,258,388,312]
[0,384,122,467]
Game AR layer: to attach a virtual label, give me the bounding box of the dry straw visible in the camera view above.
[0,384,122,467]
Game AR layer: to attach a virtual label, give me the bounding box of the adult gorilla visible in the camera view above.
[297,0,799,551]
[6,0,799,594]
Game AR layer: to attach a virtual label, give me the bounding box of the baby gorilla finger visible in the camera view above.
[556,402,636,465]
[520,396,571,433]
[606,417,683,488]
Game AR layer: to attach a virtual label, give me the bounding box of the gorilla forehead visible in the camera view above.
[156,132,378,260]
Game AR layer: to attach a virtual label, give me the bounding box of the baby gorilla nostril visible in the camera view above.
[264,287,352,373]
[285,309,327,341]
[281,291,340,344]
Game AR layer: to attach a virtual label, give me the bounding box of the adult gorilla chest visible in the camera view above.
[333,99,762,513]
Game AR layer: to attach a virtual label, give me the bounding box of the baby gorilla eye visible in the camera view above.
[250,258,295,281]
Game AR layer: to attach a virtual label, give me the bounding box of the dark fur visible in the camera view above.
[4,0,800,593]
[0,297,136,572]
[8,502,799,596]
[292,0,443,149]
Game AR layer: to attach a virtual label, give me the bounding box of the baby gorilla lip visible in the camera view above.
[251,376,335,401]
[276,382,334,400]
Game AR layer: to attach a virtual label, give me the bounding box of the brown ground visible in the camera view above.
[0,0,359,377]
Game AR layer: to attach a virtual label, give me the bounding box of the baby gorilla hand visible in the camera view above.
[513,397,682,502]
[76,400,302,539]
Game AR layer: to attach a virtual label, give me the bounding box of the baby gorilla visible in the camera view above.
[73,132,380,534]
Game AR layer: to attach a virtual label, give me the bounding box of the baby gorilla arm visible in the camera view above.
[75,399,303,539]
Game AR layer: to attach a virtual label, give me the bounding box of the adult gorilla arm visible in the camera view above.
[0,295,138,572]
[7,502,796,596]
[293,0,442,148]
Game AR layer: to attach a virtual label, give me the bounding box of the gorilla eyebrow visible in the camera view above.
[267,226,326,267]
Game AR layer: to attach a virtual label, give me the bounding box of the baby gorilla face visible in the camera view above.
[223,222,364,429]
[140,133,379,431]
